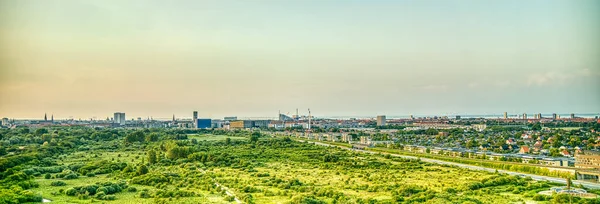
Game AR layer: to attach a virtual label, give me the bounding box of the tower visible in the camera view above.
[193,111,198,128]
[44,113,47,121]
[51,114,54,122]
[503,112,508,119]
[308,108,311,132]
[173,114,176,122]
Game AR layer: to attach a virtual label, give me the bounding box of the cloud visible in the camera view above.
[420,84,448,91]
[467,82,479,88]
[526,69,597,86]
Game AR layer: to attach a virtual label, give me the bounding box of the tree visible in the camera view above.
[136,165,149,175]
[250,133,260,143]
[35,128,48,135]
[148,150,157,165]
[225,138,231,145]
[531,123,542,131]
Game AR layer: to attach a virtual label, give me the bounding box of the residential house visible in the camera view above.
[533,141,544,152]
[561,149,571,157]
[506,138,517,145]
[519,146,531,154]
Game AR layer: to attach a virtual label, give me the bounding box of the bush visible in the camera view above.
[127,187,138,192]
[533,194,548,201]
[139,190,151,198]
[44,173,51,179]
[50,181,67,186]
[63,173,78,180]
[65,188,77,196]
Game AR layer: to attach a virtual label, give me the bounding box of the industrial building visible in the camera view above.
[195,118,211,129]
[229,120,272,129]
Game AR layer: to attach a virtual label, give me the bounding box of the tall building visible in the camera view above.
[455,115,461,120]
[1,118,8,127]
[552,113,558,120]
[44,113,47,121]
[522,113,527,120]
[114,112,126,125]
[193,111,198,127]
[503,112,508,119]
[537,113,542,119]
[571,113,575,119]
[376,115,386,126]
[51,114,54,122]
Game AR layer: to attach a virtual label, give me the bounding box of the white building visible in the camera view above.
[114,112,126,125]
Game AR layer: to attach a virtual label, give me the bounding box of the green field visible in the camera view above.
[1,128,598,204]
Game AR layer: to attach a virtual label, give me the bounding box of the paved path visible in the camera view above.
[198,168,242,204]
[301,140,600,189]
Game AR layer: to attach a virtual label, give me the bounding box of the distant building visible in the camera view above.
[538,113,542,119]
[576,151,600,169]
[44,113,47,121]
[522,113,527,120]
[279,114,294,121]
[224,116,237,121]
[503,112,508,119]
[193,111,198,127]
[571,113,576,119]
[1,118,8,126]
[553,113,558,120]
[376,115,386,126]
[230,121,246,129]
[252,120,271,128]
[195,119,211,129]
[471,124,487,131]
[114,112,126,125]
[455,115,461,120]
[229,120,271,129]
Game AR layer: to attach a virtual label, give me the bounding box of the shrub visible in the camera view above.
[44,173,51,179]
[533,194,548,201]
[50,181,67,186]
[127,187,138,192]
[63,173,78,180]
[65,188,77,196]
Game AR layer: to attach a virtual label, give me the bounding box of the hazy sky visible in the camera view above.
[1,0,599,119]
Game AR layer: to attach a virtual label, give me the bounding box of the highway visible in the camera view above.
[300,140,600,189]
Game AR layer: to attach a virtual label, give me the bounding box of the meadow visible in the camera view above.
[0,128,597,204]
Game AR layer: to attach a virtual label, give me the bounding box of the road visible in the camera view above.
[301,140,600,189]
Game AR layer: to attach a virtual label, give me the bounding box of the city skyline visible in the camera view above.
[1,0,599,118]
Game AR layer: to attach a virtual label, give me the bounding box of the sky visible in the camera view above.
[1,0,599,120]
